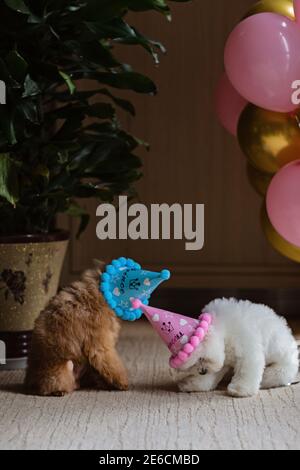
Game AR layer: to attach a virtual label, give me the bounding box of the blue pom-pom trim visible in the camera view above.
[161,269,171,280]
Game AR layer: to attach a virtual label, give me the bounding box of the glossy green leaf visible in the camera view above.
[53,88,136,116]
[98,89,135,116]
[80,40,121,68]
[5,50,28,83]
[22,75,41,98]
[0,59,20,89]
[86,18,166,63]
[65,202,90,239]
[95,72,157,94]
[19,100,40,124]
[54,113,84,140]
[114,27,166,64]
[0,107,17,145]
[87,103,116,119]
[85,18,135,39]
[4,0,30,14]
[33,164,50,180]
[127,0,169,13]
[0,153,19,206]
[59,71,76,95]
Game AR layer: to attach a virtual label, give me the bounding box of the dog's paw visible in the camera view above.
[113,373,129,391]
[178,380,195,393]
[178,378,207,393]
[227,382,259,398]
[50,390,68,397]
[115,380,129,391]
[37,389,70,397]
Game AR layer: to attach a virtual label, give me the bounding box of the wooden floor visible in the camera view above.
[0,322,299,450]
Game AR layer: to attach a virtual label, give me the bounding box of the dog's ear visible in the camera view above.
[93,259,106,273]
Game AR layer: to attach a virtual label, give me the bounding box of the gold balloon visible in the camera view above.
[238,104,300,175]
[247,164,272,197]
[261,205,300,262]
[244,0,295,20]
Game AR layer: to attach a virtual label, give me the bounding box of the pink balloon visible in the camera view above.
[295,0,300,24]
[224,13,300,113]
[266,160,300,247]
[214,73,247,136]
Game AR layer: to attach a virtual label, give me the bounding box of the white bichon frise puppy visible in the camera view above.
[175,298,299,397]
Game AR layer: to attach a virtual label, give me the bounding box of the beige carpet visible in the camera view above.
[0,322,299,450]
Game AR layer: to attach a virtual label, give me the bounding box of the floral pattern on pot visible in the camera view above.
[0,269,26,305]
[42,267,53,294]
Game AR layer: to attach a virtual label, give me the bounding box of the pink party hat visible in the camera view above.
[131,299,212,369]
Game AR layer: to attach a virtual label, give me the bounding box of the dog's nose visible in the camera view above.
[199,368,208,376]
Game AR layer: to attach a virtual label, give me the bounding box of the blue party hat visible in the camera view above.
[100,257,171,321]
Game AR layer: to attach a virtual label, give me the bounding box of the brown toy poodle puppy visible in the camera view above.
[25,261,128,396]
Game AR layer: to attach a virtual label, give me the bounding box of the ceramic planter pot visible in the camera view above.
[0,231,69,369]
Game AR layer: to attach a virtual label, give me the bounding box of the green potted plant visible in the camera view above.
[0,0,187,367]
[0,0,191,369]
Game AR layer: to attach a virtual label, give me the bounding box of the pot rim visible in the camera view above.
[0,230,70,244]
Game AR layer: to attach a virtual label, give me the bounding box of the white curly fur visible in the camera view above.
[174,298,299,397]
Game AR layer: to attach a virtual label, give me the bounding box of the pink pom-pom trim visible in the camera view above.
[184,343,194,354]
[190,335,200,347]
[169,312,212,369]
[201,313,212,325]
[199,320,209,332]
[178,351,188,361]
[170,357,183,368]
[132,299,143,310]
[195,327,205,340]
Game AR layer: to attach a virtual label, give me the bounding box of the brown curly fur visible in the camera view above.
[25,261,128,396]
